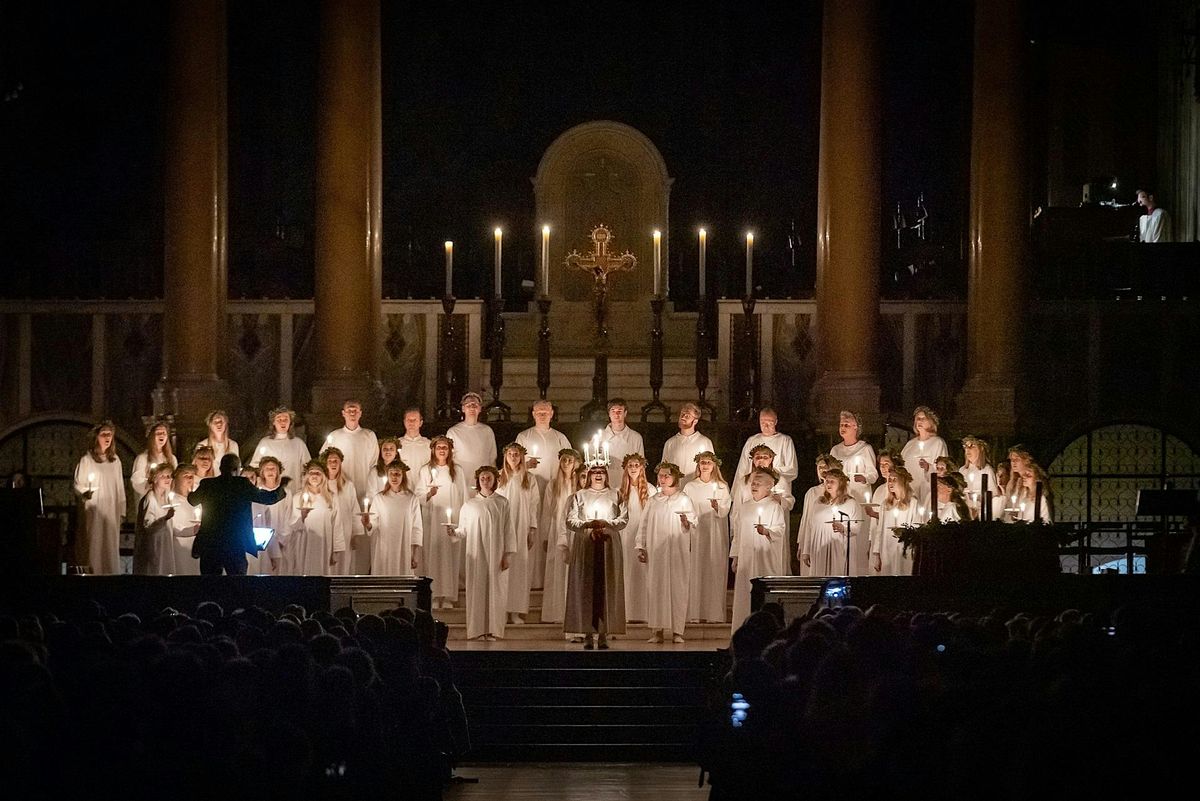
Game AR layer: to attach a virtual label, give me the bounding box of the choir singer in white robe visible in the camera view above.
[617,453,656,623]
[447,392,497,495]
[498,443,542,623]
[133,464,177,575]
[363,462,423,576]
[801,468,866,577]
[251,407,312,487]
[733,407,798,493]
[660,403,715,486]
[730,468,787,630]
[516,399,572,490]
[871,464,921,576]
[637,462,698,643]
[562,463,628,649]
[321,399,379,505]
[683,451,731,624]
[446,466,516,641]
[829,410,877,506]
[73,421,126,575]
[600,398,645,490]
[415,436,469,608]
[900,406,947,504]
[795,454,841,577]
[398,408,431,481]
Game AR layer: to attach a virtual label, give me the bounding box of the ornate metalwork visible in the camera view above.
[732,296,759,421]
[435,295,461,422]
[484,296,510,422]
[693,294,715,420]
[641,296,668,422]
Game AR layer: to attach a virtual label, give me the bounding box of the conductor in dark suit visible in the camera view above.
[189,453,289,575]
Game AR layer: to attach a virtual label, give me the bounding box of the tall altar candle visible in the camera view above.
[540,225,550,296]
[698,228,707,297]
[493,228,503,298]
[745,232,754,297]
[444,241,454,297]
[653,229,662,297]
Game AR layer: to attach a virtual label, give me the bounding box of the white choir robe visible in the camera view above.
[900,436,947,503]
[251,435,312,486]
[399,436,432,478]
[133,491,175,575]
[496,476,541,615]
[539,489,576,623]
[446,422,498,492]
[196,438,239,474]
[730,498,786,630]
[74,455,126,575]
[733,432,800,492]
[637,491,698,637]
[450,493,516,639]
[515,426,572,489]
[131,452,178,499]
[873,501,922,576]
[601,425,646,489]
[619,484,657,622]
[286,494,340,576]
[866,484,890,558]
[730,474,795,577]
[935,500,966,523]
[322,426,379,505]
[806,498,866,577]
[330,479,367,575]
[660,431,715,486]
[958,465,997,518]
[830,441,879,506]
[683,479,731,623]
[1009,495,1053,524]
[414,463,468,602]
[169,499,201,576]
[794,484,824,577]
[249,490,289,575]
[367,490,423,576]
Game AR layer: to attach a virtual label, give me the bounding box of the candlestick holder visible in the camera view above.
[435,295,461,421]
[579,283,610,422]
[732,295,760,421]
[694,294,716,421]
[483,295,510,422]
[641,295,669,422]
[536,296,552,401]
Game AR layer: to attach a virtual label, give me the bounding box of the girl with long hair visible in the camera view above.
[540,448,582,624]
[197,410,239,473]
[287,460,342,576]
[683,451,731,623]
[324,446,366,575]
[497,442,542,624]
[802,468,865,576]
[617,452,656,622]
[415,435,468,609]
[363,461,423,576]
[73,420,125,574]
[131,421,177,498]
[872,464,922,576]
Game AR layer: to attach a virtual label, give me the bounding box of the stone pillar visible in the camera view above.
[954,0,1026,437]
[158,0,229,445]
[812,0,883,436]
[310,0,383,429]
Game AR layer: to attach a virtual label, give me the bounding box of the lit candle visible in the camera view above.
[325,433,334,446]
[444,240,454,297]
[531,444,538,458]
[540,225,550,296]
[445,506,453,523]
[652,229,662,297]
[168,491,176,505]
[363,497,371,513]
[745,232,754,297]
[583,442,591,463]
[494,227,503,298]
[195,504,203,523]
[87,472,96,493]
[603,442,610,463]
[698,228,707,297]
[302,492,311,509]
[431,466,439,483]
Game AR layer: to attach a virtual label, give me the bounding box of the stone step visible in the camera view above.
[445,621,731,641]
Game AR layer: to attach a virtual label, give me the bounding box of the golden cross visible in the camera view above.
[564,225,637,287]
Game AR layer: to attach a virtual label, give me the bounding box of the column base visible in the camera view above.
[952,374,1017,438]
[812,371,881,437]
[154,376,230,452]
[309,372,382,437]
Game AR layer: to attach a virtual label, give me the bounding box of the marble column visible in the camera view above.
[812,0,883,436]
[311,0,383,428]
[954,0,1026,437]
[158,0,229,445]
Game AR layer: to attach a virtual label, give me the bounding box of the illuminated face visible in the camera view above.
[838,415,858,443]
[656,468,676,489]
[816,462,830,481]
[749,471,773,498]
[154,470,173,493]
[823,475,840,496]
[209,415,227,437]
[608,405,627,428]
[677,408,698,431]
[342,403,362,428]
[387,468,405,490]
[697,458,715,480]
[305,469,324,491]
[588,468,607,489]
[914,412,931,435]
[758,412,777,436]
[380,441,398,463]
[964,441,980,464]
[152,425,169,449]
[260,462,280,486]
[879,456,893,479]
[477,470,497,495]
[505,448,524,470]
[433,441,451,464]
[403,411,423,436]
[194,454,213,473]
[1009,453,1028,473]
[273,413,291,435]
[325,453,342,480]
[886,473,898,494]
[96,428,114,450]
[175,473,196,494]
[1021,470,1036,490]
[752,451,773,469]
[532,403,554,426]
[626,460,644,480]
[461,398,482,420]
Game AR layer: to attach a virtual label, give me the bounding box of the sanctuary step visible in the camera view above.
[483,357,716,418]
[451,649,717,762]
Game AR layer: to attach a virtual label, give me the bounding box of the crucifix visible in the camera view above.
[565,225,637,421]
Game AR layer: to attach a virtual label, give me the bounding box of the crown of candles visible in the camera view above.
[581,431,610,471]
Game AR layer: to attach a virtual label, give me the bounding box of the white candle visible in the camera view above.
[431,466,439,483]
[445,507,453,523]
[494,227,503,298]
[652,229,662,297]
[583,442,590,463]
[87,471,96,491]
[302,492,311,509]
[745,232,754,297]
[444,240,454,297]
[698,228,707,297]
[603,442,610,463]
[363,497,371,513]
[540,225,550,296]
[168,491,176,505]
[531,444,538,458]
[195,504,203,523]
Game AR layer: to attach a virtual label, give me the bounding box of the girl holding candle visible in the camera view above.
[900,406,948,503]
[730,467,787,629]
[872,464,921,576]
[415,436,468,609]
[168,464,202,575]
[801,468,865,577]
[795,454,842,576]
[192,444,217,480]
[371,436,402,495]
[829,410,878,507]
[1003,446,1035,508]
[637,462,698,644]
[935,472,972,522]
[323,446,366,576]
[446,466,516,641]
[131,421,177,499]
[498,443,542,624]
[618,453,657,623]
[1011,463,1053,524]
[250,456,288,575]
[196,410,239,474]
[958,435,997,520]
[362,461,423,577]
[288,460,342,576]
[683,451,732,624]
[563,463,629,649]
[133,463,177,575]
[251,407,312,486]
[539,448,583,626]
[73,420,126,575]
[730,445,795,577]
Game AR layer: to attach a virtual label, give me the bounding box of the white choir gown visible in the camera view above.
[133,491,175,575]
[637,491,698,637]
[286,494,341,576]
[516,426,572,490]
[414,463,468,603]
[730,473,795,577]
[130,452,178,498]
[322,426,379,504]
[730,497,786,630]
[539,488,576,623]
[733,432,799,492]
[794,484,824,577]
[496,476,541,615]
[900,436,948,503]
[619,483,657,622]
[367,489,423,576]
[398,436,431,478]
[249,488,289,575]
[600,425,646,489]
[74,455,126,575]
[251,435,312,486]
[806,497,866,577]
[683,479,731,623]
[450,492,516,639]
[446,421,498,492]
[830,441,879,506]
[660,431,715,486]
[873,500,923,576]
[169,498,201,576]
[330,479,366,575]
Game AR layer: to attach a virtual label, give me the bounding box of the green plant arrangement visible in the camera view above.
[892,519,1073,577]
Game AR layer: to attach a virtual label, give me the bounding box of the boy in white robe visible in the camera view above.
[600,398,646,490]
[731,468,787,630]
[516,399,572,490]
[446,392,498,495]
[637,462,698,643]
[446,466,516,641]
[660,403,715,487]
[398,408,432,480]
[321,399,379,505]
